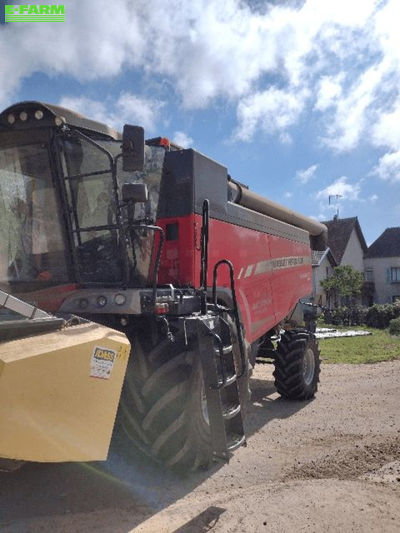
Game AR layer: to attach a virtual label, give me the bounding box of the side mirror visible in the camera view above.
[122,125,144,171]
[122,182,148,203]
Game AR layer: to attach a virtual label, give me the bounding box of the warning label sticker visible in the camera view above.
[90,346,117,380]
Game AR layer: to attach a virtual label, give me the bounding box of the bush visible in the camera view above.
[323,307,346,326]
[323,301,400,329]
[365,302,400,329]
[350,305,369,326]
[323,305,368,327]
[389,317,400,336]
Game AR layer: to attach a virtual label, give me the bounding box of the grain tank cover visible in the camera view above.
[228,180,327,250]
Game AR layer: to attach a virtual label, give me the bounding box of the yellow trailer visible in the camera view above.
[0,291,130,466]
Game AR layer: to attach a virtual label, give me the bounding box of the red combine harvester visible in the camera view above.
[0,101,327,471]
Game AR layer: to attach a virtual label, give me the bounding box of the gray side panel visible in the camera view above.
[158,149,310,245]
[225,203,309,245]
[193,150,228,218]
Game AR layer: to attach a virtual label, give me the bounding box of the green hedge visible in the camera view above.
[323,301,400,329]
[365,302,400,329]
[389,317,400,336]
[323,305,368,326]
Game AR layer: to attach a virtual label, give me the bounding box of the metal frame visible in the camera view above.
[0,290,65,341]
[51,127,166,291]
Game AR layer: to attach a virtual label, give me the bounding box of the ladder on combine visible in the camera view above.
[196,199,247,461]
[196,314,246,460]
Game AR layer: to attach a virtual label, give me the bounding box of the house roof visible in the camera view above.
[321,216,368,263]
[311,248,337,267]
[365,227,400,258]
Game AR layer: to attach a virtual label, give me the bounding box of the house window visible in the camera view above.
[365,269,374,282]
[390,267,400,283]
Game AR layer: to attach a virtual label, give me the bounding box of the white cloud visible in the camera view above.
[234,87,308,141]
[0,0,398,150]
[279,132,293,145]
[58,97,111,126]
[316,176,361,201]
[372,97,400,151]
[315,74,344,112]
[172,131,193,148]
[321,64,386,151]
[369,194,378,202]
[284,191,293,198]
[58,93,164,133]
[296,163,318,184]
[372,150,400,183]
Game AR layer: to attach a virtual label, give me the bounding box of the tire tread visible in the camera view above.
[273,328,321,400]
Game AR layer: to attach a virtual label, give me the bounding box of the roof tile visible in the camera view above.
[365,227,400,258]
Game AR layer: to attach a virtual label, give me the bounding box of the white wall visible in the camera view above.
[312,254,334,306]
[341,228,365,272]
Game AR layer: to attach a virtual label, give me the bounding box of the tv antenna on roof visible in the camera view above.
[329,194,342,219]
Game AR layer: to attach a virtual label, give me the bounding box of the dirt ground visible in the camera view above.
[1,360,399,532]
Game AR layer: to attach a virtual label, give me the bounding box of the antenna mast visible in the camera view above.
[329,194,342,218]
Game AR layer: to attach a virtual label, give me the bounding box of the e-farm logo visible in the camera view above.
[5,4,65,22]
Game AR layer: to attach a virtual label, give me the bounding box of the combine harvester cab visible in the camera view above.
[0,290,130,468]
[0,101,326,472]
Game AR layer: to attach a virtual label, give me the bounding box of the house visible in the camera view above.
[364,227,400,304]
[320,216,373,305]
[321,216,367,271]
[311,248,337,307]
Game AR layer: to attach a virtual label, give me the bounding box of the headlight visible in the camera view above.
[96,296,107,308]
[114,293,126,306]
[54,115,65,126]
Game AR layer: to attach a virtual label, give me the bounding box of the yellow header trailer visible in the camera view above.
[0,293,130,463]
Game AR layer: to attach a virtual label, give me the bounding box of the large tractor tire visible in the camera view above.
[273,329,320,400]
[119,318,251,472]
[0,459,25,472]
[120,328,211,472]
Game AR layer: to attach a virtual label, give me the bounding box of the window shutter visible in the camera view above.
[386,268,391,283]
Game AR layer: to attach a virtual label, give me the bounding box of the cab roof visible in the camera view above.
[0,101,122,141]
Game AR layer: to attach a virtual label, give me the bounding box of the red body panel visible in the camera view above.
[14,217,311,345]
[157,214,312,343]
[15,284,78,314]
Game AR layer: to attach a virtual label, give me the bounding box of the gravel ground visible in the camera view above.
[1,360,399,532]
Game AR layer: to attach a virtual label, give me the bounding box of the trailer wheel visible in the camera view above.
[119,326,213,472]
[273,329,320,400]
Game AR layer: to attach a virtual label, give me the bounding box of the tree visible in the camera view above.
[321,265,363,307]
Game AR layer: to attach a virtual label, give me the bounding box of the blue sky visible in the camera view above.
[1,0,399,245]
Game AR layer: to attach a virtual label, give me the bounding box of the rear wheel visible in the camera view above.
[273,329,320,400]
